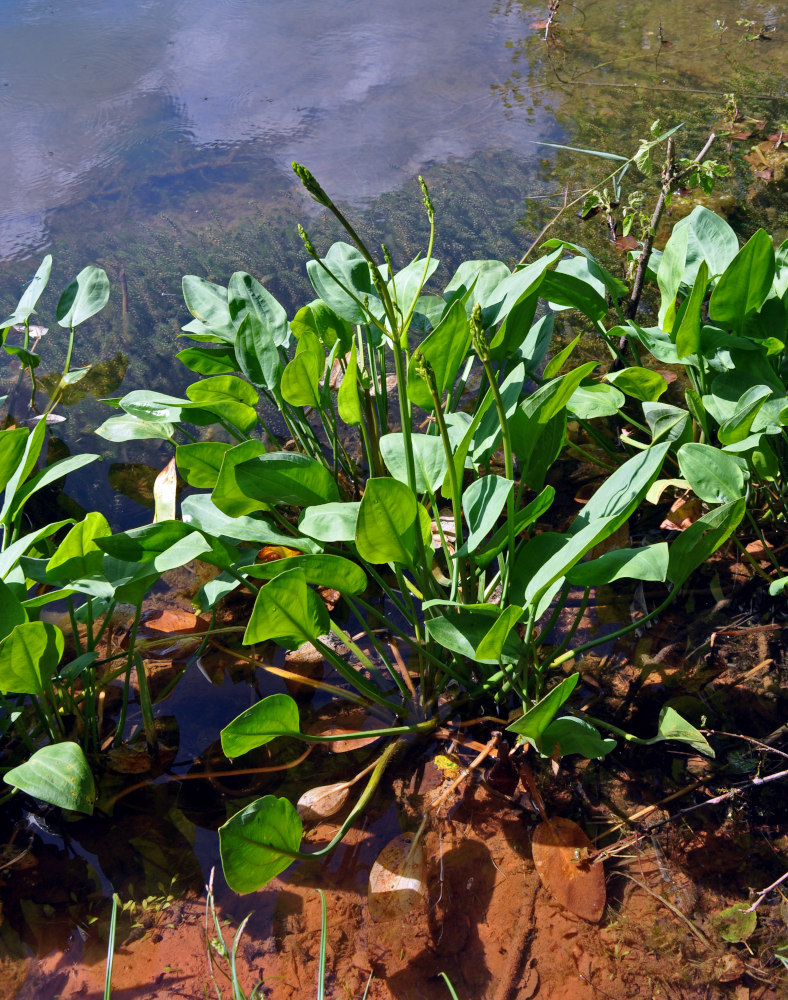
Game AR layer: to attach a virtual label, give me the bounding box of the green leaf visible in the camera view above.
[507,674,580,744]
[456,476,514,556]
[475,605,522,661]
[243,568,329,648]
[523,517,619,607]
[480,248,561,328]
[228,271,290,348]
[182,275,234,341]
[667,498,745,588]
[389,255,439,319]
[94,413,175,442]
[0,256,52,327]
[292,299,353,354]
[675,261,709,359]
[182,494,320,550]
[234,313,284,394]
[567,382,625,419]
[380,433,448,494]
[298,502,360,543]
[118,390,218,427]
[712,903,757,944]
[0,418,46,525]
[677,443,745,503]
[221,692,301,757]
[0,520,74,580]
[4,743,95,815]
[444,260,510,314]
[709,229,775,334]
[8,453,99,524]
[657,224,689,331]
[306,243,374,325]
[0,621,64,695]
[235,452,340,508]
[642,402,691,446]
[186,375,259,433]
[281,351,321,408]
[543,333,582,379]
[406,299,471,411]
[542,255,609,323]
[571,443,670,532]
[243,553,366,596]
[567,543,669,587]
[97,521,235,573]
[540,717,616,759]
[475,485,555,569]
[176,344,239,376]
[0,428,30,494]
[605,368,667,407]
[337,342,362,425]
[355,478,421,566]
[675,206,739,286]
[46,512,111,583]
[56,266,110,328]
[472,364,526,466]
[718,385,773,445]
[648,706,714,757]
[0,579,26,642]
[212,439,269,517]
[219,795,302,893]
[425,610,522,665]
[176,442,233,489]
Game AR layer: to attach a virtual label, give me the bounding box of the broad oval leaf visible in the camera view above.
[709,228,775,334]
[677,443,745,504]
[298,501,360,542]
[0,621,64,695]
[243,568,330,649]
[236,452,340,508]
[56,266,110,328]
[4,742,95,815]
[356,478,422,566]
[244,553,366,595]
[219,794,303,893]
[380,433,448,494]
[221,692,301,758]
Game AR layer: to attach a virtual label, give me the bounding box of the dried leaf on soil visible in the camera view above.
[531,817,606,922]
[368,833,426,922]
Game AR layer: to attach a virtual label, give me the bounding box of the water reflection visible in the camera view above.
[0,0,552,261]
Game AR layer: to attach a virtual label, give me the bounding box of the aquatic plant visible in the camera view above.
[87,163,737,890]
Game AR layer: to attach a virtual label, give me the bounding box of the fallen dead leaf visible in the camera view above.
[531,816,606,922]
[368,833,426,922]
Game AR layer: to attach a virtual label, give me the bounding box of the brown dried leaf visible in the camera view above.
[531,817,606,922]
[306,706,387,753]
[129,608,207,659]
[614,234,640,252]
[297,782,351,822]
[368,833,426,922]
[660,491,702,531]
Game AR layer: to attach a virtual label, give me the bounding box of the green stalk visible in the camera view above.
[113,603,142,748]
[134,651,157,750]
[312,636,405,717]
[474,306,516,604]
[414,351,468,601]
